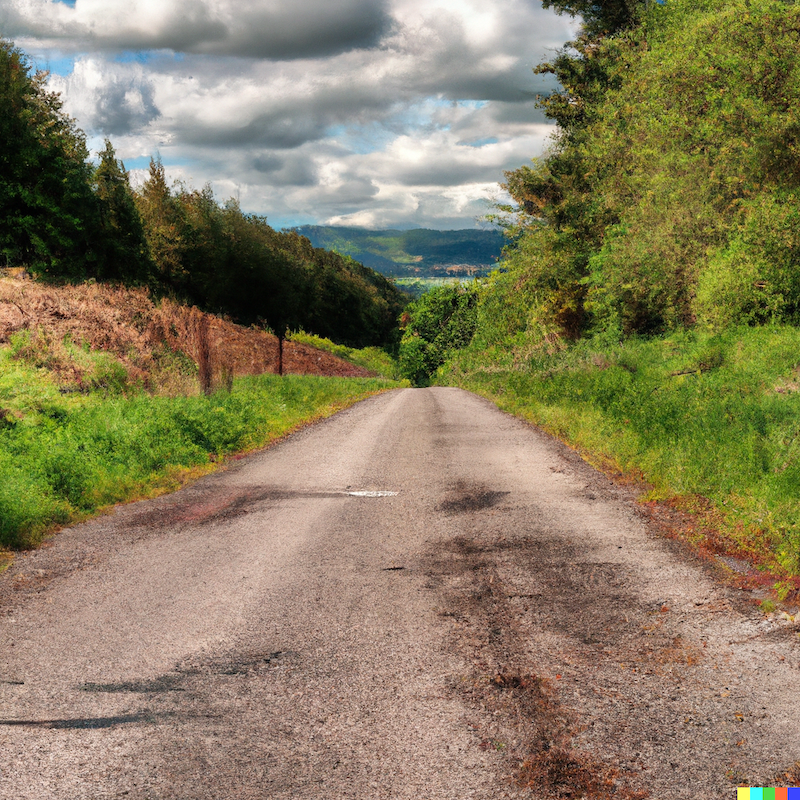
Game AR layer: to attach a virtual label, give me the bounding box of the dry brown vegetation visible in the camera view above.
[0,275,372,393]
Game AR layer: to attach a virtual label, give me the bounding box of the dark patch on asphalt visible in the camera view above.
[424,530,647,800]
[0,712,177,729]
[425,522,800,796]
[81,675,185,694]
[123,487,347,529]
[437,482,510,515]
[77,651,293,696]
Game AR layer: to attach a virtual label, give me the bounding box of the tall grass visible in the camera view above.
[287,330,402,379]
[0,347,395,549]
[444,326,800,578]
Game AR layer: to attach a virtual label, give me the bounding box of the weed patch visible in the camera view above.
[287,330,403,380]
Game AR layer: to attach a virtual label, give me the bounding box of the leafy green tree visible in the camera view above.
[93,140,153,284]
[0,39,102,278]
[135,158,189,293]
[213,204,308,374]
[485,0,800,345]
[265,230,406,349]
[398,284,479,385]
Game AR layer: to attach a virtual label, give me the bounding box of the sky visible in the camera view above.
[1,0,577,230]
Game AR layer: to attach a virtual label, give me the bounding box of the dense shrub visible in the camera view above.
[398,284,479,385]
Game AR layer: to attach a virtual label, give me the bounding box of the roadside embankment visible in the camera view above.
[0,277,402,554]
[443,326,800,594]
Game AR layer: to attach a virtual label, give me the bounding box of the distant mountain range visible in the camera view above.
[292,226,505,278]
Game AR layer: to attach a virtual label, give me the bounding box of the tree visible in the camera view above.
[542,0,643,37]
[93,140,153,284]
[0,38,102,279]
[134,158,188,293]
[398,284,479,385]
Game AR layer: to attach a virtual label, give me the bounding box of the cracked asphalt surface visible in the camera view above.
[2,387,800,798]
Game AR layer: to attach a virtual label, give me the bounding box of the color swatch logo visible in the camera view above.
[737,789,800,799]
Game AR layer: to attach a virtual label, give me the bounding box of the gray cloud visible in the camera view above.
[181,112,329,149]
[202,1,393,59]
[251,153,317,187]
[392,159,511,188]
[0,1,227,53]
[94,76,159,135]
[3,0,391,59]
[23,0,575,228]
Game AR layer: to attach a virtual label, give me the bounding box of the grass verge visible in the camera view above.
[0,346,397,550]
[287,330,403,379]
[443,326,800,586]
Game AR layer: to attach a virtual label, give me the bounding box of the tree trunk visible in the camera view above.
[277,335,284,376]
[196,312,212,395]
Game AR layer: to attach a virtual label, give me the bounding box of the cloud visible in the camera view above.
[50,58,160,135]
[205,1,392,59]
[251,153,318,187]
[13,0,576,228]
[2,0,392,59]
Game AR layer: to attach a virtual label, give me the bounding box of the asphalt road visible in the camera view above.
[2,387,800,799]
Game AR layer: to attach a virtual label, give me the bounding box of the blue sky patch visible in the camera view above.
[119,155,156,171]
[113,51,155,65]
[45,55,75,76]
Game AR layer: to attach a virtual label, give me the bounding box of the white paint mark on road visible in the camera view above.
[345,491,399,497]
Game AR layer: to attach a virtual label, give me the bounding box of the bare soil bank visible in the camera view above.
[0,276,372,389]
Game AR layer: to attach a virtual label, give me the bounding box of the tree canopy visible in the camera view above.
[0,41,102,277]
[398,284,479,385]
[479,0,800,349]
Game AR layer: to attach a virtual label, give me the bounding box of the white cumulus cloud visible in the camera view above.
[7,0,577,228]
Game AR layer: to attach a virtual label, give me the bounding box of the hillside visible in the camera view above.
[0,40,406,351]
[0,275,403,553]
[292,226,504,278]
[0,276,374,391]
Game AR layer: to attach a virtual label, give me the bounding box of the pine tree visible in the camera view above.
[93,140,153,284]
[0,38,101,278]
[134,158,188,293]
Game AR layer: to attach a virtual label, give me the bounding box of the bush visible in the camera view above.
[398,284,479,385]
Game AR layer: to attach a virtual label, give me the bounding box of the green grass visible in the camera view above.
[287,330,404,380]
[0,346,396,549]
[444,326,800,577]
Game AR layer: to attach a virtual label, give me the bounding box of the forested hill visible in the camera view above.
[292,226,504,278]
[0,40,406,350]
